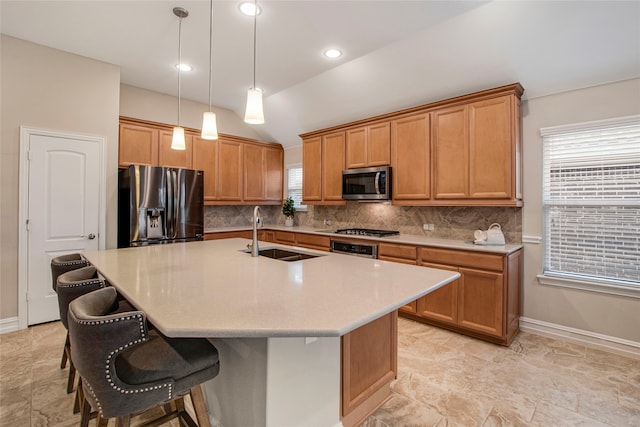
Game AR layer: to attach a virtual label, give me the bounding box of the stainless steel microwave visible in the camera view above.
[342,166,391,201]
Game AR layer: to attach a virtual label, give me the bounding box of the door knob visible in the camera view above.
[87,233,96,240]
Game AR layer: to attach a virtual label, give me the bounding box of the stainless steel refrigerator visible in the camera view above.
[118,165,204,247]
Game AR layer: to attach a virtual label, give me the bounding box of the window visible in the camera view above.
[287,165,306,211]
[539,115,640,297]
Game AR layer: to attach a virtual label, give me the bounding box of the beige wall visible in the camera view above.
[0,35,120,319]
[119,84,263,141]
[521,78,640,342]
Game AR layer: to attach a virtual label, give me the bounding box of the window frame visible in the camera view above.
[537,115,640,299]
[286,164,307,212]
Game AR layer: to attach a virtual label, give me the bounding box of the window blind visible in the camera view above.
[542,117,640,286]
[287,166,306,210]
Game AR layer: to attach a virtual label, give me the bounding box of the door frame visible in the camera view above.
[17,126,107,330]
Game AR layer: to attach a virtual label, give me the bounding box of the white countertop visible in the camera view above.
[205,225,523,255]
[83,238,459,339]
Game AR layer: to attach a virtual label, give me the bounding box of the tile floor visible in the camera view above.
[1,318,638,426]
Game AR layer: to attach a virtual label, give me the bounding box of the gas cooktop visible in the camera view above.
[334,228,400,237]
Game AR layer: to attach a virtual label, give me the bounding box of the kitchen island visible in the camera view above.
[83,238,459,427]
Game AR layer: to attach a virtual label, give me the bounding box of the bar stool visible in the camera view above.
[68,287,219,427]
[51,253,90,378]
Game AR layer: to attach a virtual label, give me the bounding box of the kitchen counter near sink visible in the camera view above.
[83,238,459,427]
[205,224,523,255]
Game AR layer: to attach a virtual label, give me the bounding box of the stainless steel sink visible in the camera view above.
[242,247,322,262]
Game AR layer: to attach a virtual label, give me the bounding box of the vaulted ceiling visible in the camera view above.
[2,1,639,147]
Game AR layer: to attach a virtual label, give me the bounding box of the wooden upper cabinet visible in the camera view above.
[302,136,322,202]
[431,94,518,203]
[218,138,243,201]
[432,105,469,199]
[367,122,391,166]
[391,113,431,202]
[158,130,193,169]
[300,83,523,207]
[192,136,218,201]
[346,122,391,169]
[119,117,284,205]
[322,132,346,203]
[468,96,513,199]
[265,146,284,201]
[243,143,283,202]
[244,143,265,201]
[119,123,158,166]
[345,128,367,169]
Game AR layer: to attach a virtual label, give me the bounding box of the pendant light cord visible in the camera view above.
[177,14,183,126]
[252,0,257,90]
[208,0,213,111]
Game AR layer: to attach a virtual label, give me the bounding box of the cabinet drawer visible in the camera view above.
[205,231,251,240]
[296,233,330,250]
[274,231,296,244]
[420,247,503,271]
[378,243,417,261]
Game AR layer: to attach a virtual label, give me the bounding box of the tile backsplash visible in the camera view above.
[205,203,522,244]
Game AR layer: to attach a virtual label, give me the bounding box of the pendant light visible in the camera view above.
[201,0,219,139]
[171,7,188,150]
[244,0,264,124]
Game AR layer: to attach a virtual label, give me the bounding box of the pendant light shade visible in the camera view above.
[244,0,264,124]
[201,111,219,140]
[201,0,219,140]
[171,7,188,150]
[172,126,186,150]
[244,88,264,124]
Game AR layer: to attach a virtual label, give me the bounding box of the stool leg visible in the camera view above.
[60,333,70,369]
[66,357,76,394]
[79,396,91,427]
[115,415,131,427]
[189,385,211,427]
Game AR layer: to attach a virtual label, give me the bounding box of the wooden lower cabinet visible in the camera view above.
[409,247,521,346]
[295,233,330,251]
[204,231,252,240]
[417,263,458,325]
[341,311,397,427]
[378,243,418,314]
[274,230,296,245]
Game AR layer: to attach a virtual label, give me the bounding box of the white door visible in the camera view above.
[24,130,103,325]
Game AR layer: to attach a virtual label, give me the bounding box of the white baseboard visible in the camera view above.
[520,317,640,360]
[0,317,19,334]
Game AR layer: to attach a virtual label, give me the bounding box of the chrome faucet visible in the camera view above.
[250,205,262,257]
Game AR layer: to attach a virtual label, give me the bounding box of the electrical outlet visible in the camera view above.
[324,219,332,226]
[423,224,434,231]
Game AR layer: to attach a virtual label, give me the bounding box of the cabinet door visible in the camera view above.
[274,230,296,245]
[302,137,322,202]
[367,122,391,166]
[341,311,397,419]
[469,95,512,199]
[322,132,346,202]
[265,146,283,201]
[119,123,158,166]
[345,127,367,169]
[158,130,193,169]
[295,233,330,251]
[391,114,430,201]
[458,267,503,337]
[192,136,218,201]
[244,144,265,201]
[432,106,469,199]
[417,262,459,325]
[218,138,243,201]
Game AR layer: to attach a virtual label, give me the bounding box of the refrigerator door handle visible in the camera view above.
[166,168,175,239]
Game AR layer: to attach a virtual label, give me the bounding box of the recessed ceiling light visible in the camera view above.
[176,63,192,72]
[324,49,342,58]
[239,2,261,16]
